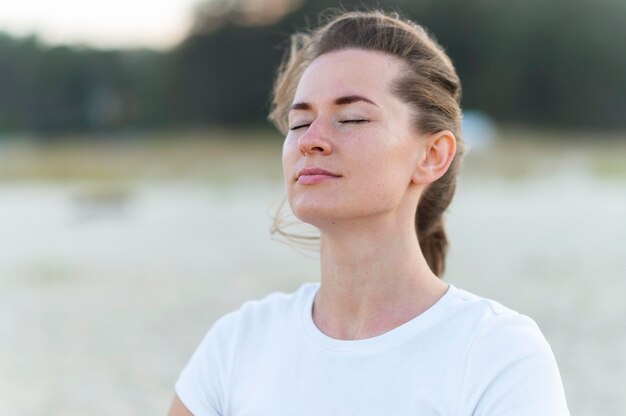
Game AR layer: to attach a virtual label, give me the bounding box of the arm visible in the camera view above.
[168,394,194,416]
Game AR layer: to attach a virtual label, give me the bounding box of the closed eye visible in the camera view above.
[289,123,311,131]
[340,119,369,124]
[290,119,369,131]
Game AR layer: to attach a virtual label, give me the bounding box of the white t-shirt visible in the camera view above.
[176,282,570,415]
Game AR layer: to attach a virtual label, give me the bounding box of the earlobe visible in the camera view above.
[411,130,456,185]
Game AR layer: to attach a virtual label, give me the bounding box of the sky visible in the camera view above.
[0,0,202,50]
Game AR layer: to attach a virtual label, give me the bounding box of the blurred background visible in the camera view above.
[0,0,624,414]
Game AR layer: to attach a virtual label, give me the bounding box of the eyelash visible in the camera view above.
[289,120,369,131]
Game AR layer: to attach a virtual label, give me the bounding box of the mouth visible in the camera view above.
[296,167,342,184]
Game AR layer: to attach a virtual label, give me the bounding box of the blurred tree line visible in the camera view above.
[0,0,624,136]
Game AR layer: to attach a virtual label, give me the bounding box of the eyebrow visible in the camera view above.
[289,95,379,111]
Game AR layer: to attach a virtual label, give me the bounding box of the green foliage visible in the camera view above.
[408,0,626,128]
[0,0,624,135]
[0,34,167,134]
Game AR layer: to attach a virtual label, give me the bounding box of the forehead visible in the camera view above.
[293,48,405,103]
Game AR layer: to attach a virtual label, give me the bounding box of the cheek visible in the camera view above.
[281,137,296,176]
[365,161,409,201]
[360,141,416,195]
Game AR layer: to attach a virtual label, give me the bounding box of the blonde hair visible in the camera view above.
[268,9,464,277]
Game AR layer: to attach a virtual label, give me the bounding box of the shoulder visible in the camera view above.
[445,285,569,415]
[174,282,320,414]
[445,285,544,343]
[210,281,318,341]
[230,282,317,322]
[445,285,555,371]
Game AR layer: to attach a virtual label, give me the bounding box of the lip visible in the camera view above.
[296,167,341,184]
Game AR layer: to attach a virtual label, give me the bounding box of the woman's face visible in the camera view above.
[282,48,425,228]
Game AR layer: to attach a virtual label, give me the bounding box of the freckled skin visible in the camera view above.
[283,49,425,231]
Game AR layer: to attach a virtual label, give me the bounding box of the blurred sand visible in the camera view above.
[0,134,625,415]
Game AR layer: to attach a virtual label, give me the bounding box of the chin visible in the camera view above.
[289,199,339,225]
[290,201,383,229]
[291,204,335,227]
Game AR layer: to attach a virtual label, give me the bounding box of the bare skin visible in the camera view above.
[168,48,457,413]
[168,395,192,416]
[313,218,449,340]
[284,49,456,340]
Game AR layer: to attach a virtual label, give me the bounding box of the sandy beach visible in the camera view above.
[1,135,625,415]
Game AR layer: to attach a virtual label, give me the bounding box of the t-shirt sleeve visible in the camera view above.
[175,311,240,416]
[460,313,570,416]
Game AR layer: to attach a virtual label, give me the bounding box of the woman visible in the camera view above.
[169,10,569,415]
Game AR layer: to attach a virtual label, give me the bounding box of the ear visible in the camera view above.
[411,130,457,185]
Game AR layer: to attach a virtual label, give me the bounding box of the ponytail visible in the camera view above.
[416,164,459,277]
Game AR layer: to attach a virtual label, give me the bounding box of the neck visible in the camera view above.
[313,215,448,340]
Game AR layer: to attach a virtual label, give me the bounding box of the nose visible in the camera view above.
[297,119,332,156]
